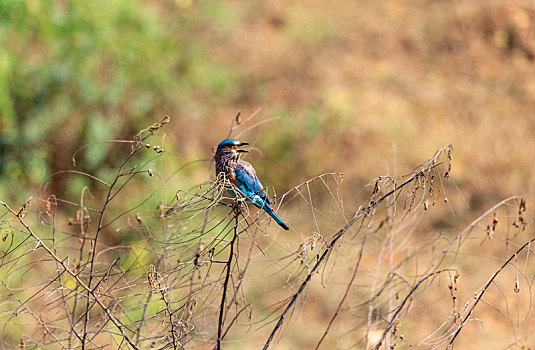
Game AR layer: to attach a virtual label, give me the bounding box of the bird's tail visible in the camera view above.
[260,201,290,230]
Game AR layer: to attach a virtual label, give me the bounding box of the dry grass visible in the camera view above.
[0,118,533,349]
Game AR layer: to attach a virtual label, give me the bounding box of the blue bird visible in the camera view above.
[215,139,289,230]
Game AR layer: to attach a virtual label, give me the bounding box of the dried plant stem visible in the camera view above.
[0,200,139,349]
[263,164,438,350]
[315,236,366,349]
[82,148,140,347]
[216,212,239,349]
[373,196,524,350]
[0,278,68,348]
[446,238,535,349]
[161,287,178,349]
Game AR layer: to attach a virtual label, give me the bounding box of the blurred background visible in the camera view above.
[1,0,535,348]
[1,0,534,209]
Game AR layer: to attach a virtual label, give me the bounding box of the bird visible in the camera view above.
[214,139,289,230]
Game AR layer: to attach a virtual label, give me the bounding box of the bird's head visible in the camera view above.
[216,139,249,157]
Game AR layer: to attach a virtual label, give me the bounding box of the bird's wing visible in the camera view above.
[235,160,271,204]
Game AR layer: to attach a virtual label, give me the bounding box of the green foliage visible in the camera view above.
[0,0,235,198]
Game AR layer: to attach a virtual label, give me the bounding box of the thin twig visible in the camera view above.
[446,238,535,349]
[263,162,440,349]
[315,236,366,349]
[216,211,239,349]
[82,146,141,346]
[373,196,524,350]
[0,200,139,349]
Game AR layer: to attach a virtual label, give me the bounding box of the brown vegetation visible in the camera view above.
[1,0,534,349]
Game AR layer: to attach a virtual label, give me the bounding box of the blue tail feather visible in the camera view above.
[226,189,289,230]
[268,208,290,230]
[252,197,289,230]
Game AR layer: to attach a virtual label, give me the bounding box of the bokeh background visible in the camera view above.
[1,0,534,348]
[1,0,534,206]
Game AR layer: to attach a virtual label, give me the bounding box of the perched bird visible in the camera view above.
[215,139,289,230]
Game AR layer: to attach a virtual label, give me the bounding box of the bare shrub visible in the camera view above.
[0,116,532,349]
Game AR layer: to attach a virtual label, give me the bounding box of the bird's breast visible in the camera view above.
[215,165,238,185]
[215,155,239,185]
[227,170,238,185]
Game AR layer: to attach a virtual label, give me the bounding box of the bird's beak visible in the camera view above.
[236,141,249,152]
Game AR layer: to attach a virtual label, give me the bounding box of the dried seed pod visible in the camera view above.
[519,198,526,214]
[158,202,164,218]
[148,264,158,289]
